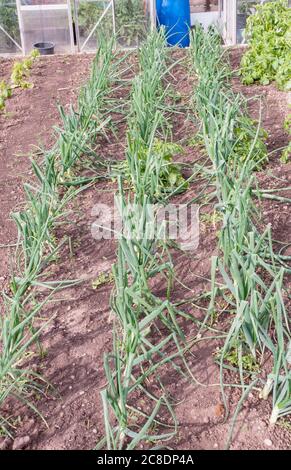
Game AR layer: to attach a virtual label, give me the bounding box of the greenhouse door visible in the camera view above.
[0,1,22,54]
[220,0,236,45]
[16,0,74,55]
[221,1,264,45]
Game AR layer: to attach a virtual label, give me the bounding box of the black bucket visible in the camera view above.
[33,42,55,55]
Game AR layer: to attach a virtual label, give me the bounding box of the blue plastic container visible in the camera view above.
[156,0,191,48]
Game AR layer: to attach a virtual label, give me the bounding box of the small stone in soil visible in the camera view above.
[12,435,30,450]
[0,437,13,450]
[264,438,273,447]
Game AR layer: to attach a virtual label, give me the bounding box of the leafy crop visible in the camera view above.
[0,80,11,111]
[11,50,40,89]
[240,0,291,90]
[215,347,259,372]
[233,115,268,168]
[152,140,188,193]
[0,50,39,112]
[115,139,188,195]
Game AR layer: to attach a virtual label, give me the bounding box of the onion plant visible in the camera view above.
[99,28,192,450]
[0,38,120,435]
[56,36,126,175]
[117,28,188,199]
[189,25,290,427]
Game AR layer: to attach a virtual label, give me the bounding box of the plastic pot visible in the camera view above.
[33,42,55,55]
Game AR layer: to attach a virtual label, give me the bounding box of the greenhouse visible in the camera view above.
[0,0,290,457]
[0,0,270,56]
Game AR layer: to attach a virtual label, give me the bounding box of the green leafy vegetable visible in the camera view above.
[240,0,291,91]
[115,139,188,194]
[11,49,39,88]
[0,80,12,111]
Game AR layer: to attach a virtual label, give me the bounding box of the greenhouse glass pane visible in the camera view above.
[19,2,73,54]
[190,0,219,13]
[114,0,151,48]
[0,0,21,53]
[75,0,113,51]
[236,0,260,43]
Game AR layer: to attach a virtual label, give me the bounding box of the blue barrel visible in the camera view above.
[156,0,191,48]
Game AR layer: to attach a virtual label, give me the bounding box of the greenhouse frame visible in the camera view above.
[0,0,272,56]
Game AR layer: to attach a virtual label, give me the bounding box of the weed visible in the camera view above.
[214,347,259,372]
[200,210,223,230]
[92,271,114,289]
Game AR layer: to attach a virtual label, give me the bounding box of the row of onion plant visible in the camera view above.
[0,37,123,435]
[189,25,291,434]
[98,29,193,450]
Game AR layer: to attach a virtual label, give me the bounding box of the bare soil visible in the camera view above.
[0,48,290,450]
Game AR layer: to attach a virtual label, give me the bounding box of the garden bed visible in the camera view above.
[0,46,290,451]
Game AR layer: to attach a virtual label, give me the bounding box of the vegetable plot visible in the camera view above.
[98,26,290,449]
[0,20,290,450]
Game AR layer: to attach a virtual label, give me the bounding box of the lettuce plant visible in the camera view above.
[240,0,291,91]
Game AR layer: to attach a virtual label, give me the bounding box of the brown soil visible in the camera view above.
[0,49,290,451]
